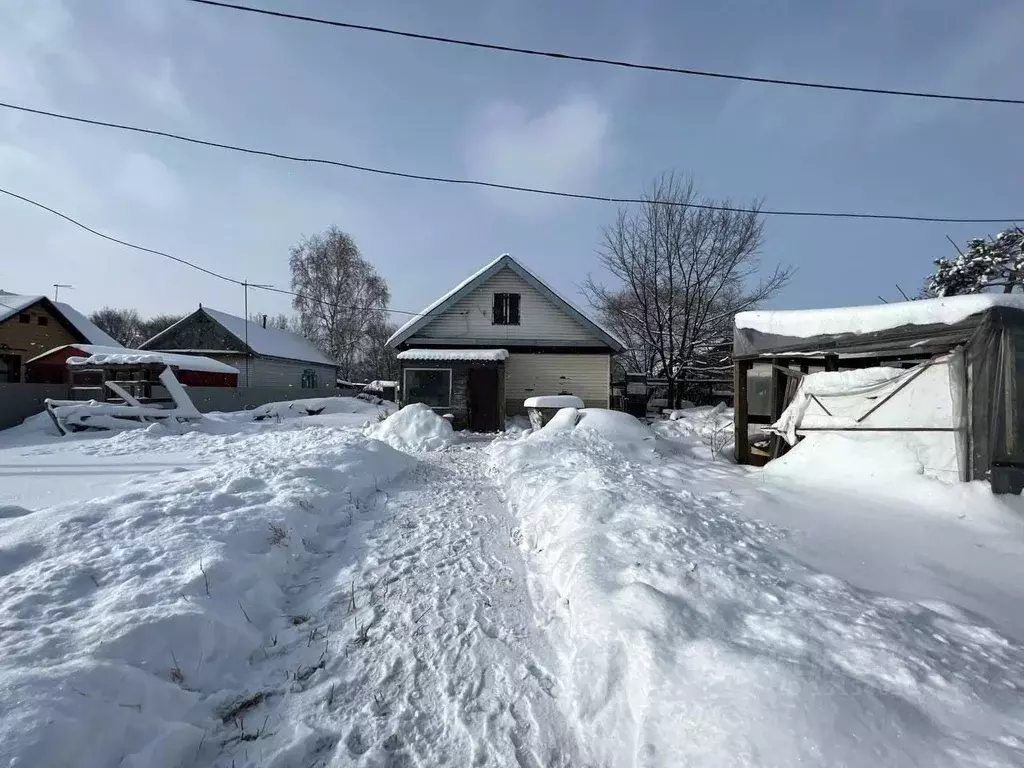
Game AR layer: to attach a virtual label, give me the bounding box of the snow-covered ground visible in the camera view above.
[2,398,1023,767]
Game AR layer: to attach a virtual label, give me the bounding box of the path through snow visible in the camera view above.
[212,439,577,767]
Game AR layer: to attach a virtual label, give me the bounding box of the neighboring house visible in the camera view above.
[25,345,238,387]
[0,293,121,383]
[139,306,338,388]
[387,253,624,430]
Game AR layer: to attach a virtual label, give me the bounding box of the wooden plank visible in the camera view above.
[734,360,752,464]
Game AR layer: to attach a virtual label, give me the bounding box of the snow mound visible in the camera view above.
[523,395,584,409]
[765,431,937,483]
[490,428,1024,768]
[369,403,456,452]
[539,407,654,458]
[244,396,393,423]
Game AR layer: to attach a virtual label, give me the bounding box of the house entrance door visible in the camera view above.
[467,367,500,431]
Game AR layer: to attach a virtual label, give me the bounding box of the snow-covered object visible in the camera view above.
[0,424,414,768]
[396,348,508,362]
[539,407,654,458]
[242,396,395,424]
[365,380,397,390]
[523,395,584,409]
[736,293,1024,339]
[928,228,1024,297]
[771,357,961,481]
[66,350,238,374]
[369,402,457,452]
[0,294,122,347]
[490,421,1024,767]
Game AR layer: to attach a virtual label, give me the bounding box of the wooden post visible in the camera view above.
[734,359,751,464]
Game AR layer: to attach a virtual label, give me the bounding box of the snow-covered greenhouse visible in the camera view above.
[732,294,1024,493]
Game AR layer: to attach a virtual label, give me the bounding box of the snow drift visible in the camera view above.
[369,402,456,452]
[0,424,414,768]
[490,423,1024,767]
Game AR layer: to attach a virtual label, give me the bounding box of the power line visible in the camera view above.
[1,101,1020,224]
[184,0,1024,107]
[0,186,421,317]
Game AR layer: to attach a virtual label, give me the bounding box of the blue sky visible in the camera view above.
[1,0,1021,325]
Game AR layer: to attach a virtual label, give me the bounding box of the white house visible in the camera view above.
[387,254,624,430]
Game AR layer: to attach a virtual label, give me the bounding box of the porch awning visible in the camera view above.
[397,348,509,362]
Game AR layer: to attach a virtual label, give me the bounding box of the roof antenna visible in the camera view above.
[53,283,72,302]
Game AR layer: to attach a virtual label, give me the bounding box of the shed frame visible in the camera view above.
[732,305,1024,492]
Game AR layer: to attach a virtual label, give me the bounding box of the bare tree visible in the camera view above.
[89,307,142,347]
[138,313,185,344]
[351,318,399,383]
[248,312,299,332]
[289,226,390,381]
[583,173,792,408]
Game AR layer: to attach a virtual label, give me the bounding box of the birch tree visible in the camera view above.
[289,227,390,381]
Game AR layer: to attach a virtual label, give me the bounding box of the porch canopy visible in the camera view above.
[397,349,509,362]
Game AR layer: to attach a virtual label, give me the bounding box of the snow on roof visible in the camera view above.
[158,307,337,367]
[736,294,1024,339]
[66,350,239,374]
[365,380,398,390]
[0,294,122,346]
[54,302,122,346]
[386,254,625,351]
[397,348,509,361]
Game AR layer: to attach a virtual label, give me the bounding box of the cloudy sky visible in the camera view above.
[1,0,1021,325]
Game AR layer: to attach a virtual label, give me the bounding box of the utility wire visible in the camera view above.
[0,187,422,317]
[1,101,1020,224]
[185,0,1024,107]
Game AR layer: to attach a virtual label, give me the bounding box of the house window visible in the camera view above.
[404,368,451,408]
[37,316,48,326]
[18,314,30,324]
[492,293,521,326]
[301,369,318,388]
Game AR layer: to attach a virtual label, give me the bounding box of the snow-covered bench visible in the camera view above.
[524,395,585,430]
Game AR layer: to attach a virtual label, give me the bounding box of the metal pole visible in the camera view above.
[243,281,250,387]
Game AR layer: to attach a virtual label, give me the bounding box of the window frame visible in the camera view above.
[492,292,521,326]
[402,367,453,409]
[17,313,30,324]
[37,315,49,326]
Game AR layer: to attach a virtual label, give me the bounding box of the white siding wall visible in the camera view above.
[414,268,600,344]
[505,353,610,410]
[219,355,336,388]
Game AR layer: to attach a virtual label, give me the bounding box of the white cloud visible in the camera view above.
[464,94,612,212]
[115,152,183,210]
[130,57,191,120]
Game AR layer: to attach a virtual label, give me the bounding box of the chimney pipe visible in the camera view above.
[262,314,267,329]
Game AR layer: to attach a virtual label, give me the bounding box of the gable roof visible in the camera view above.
[144,307,338,367]
[0,293,122,347]
[387,254,625,351]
